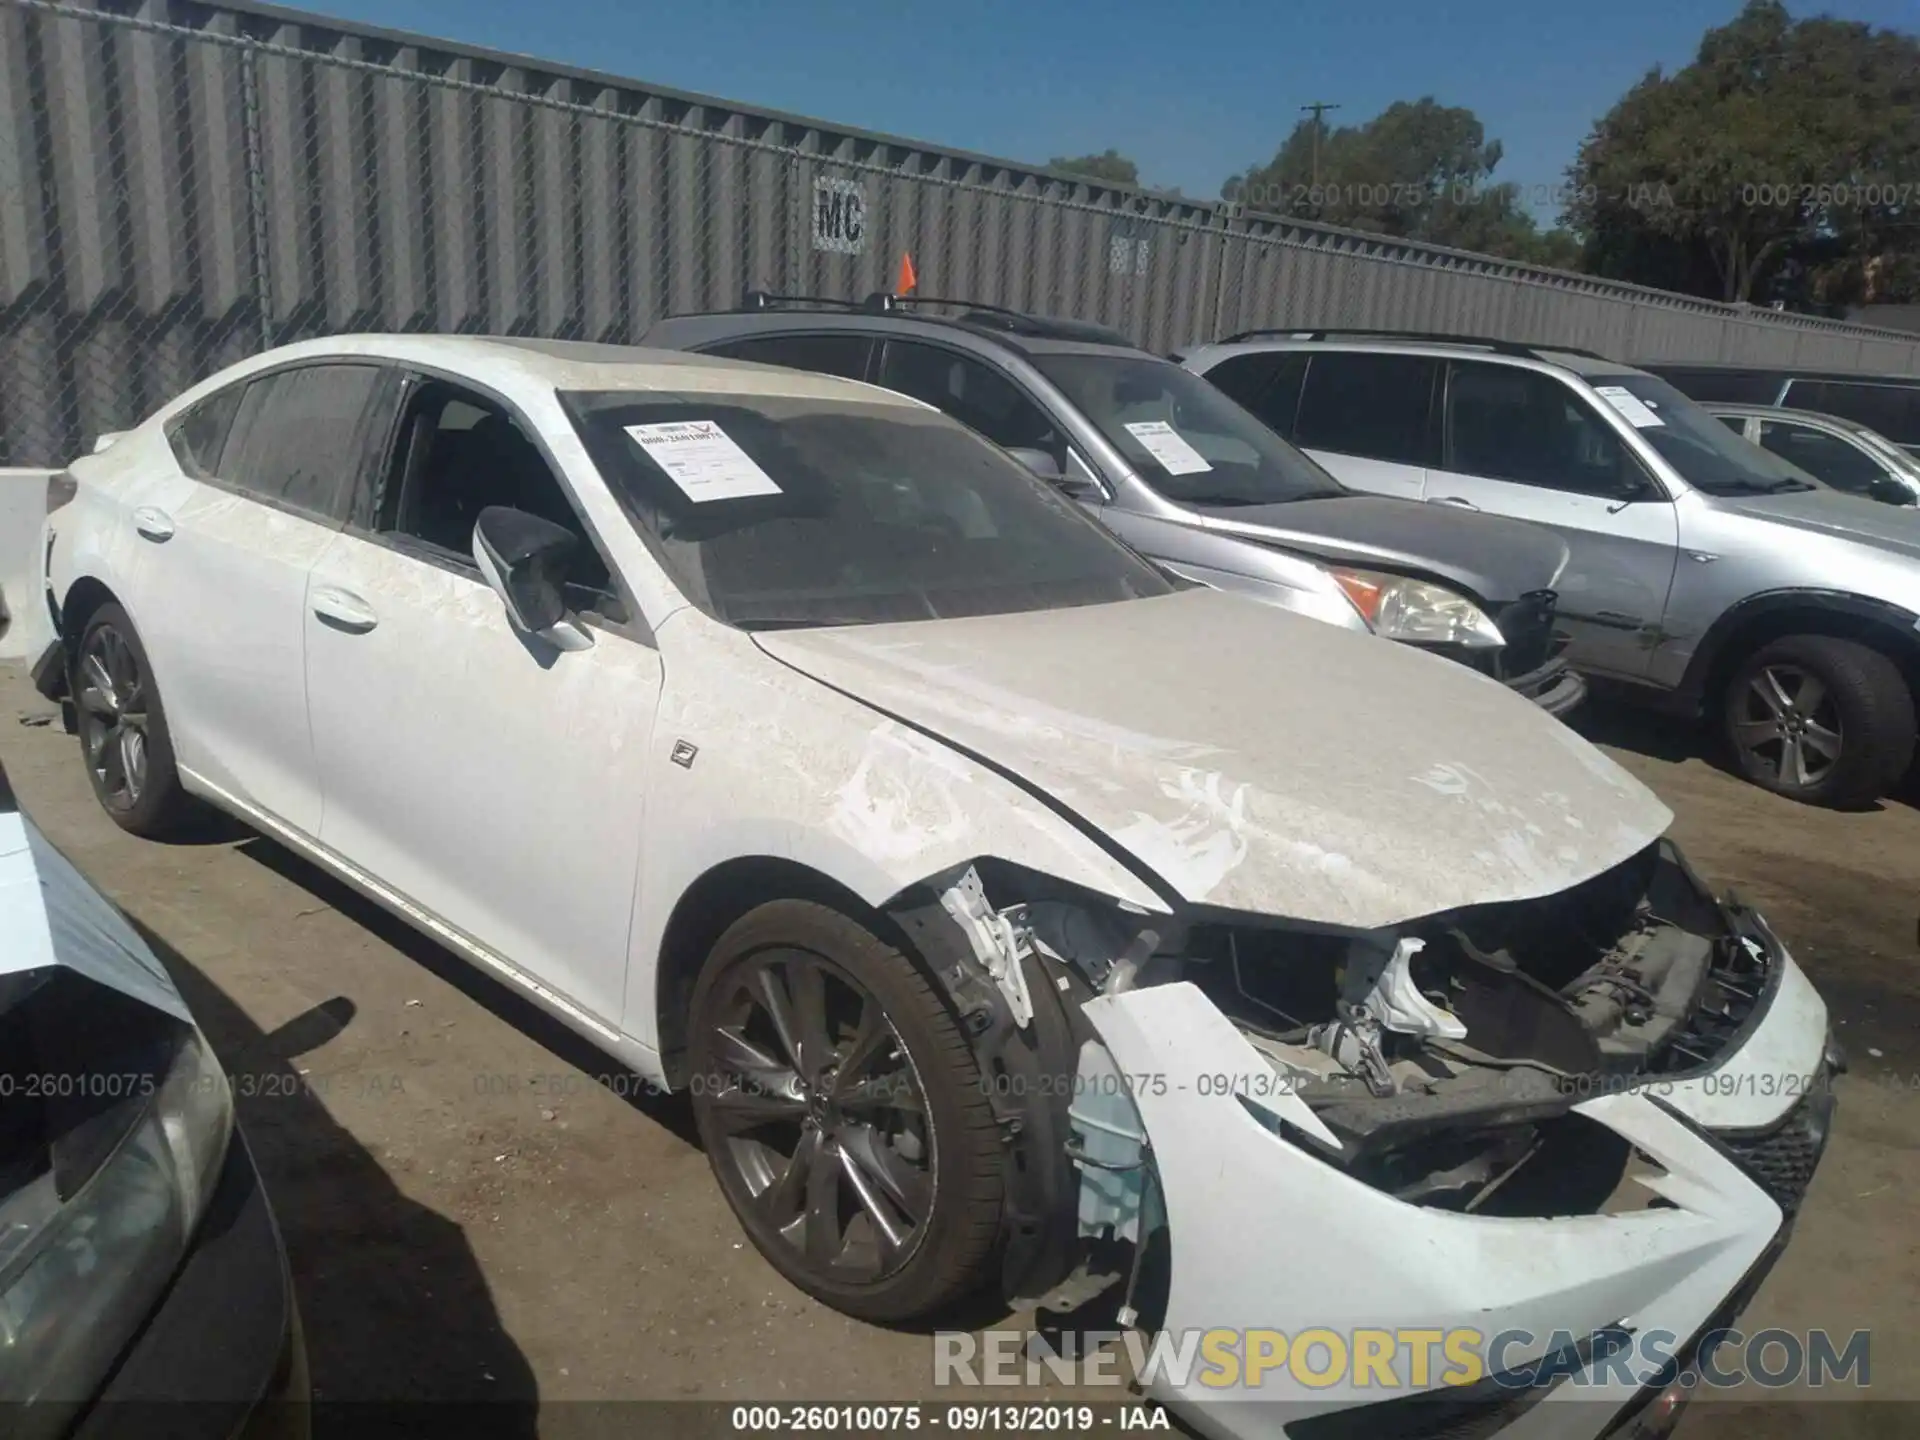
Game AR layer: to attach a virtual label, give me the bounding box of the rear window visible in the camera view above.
[561,389,1171,629]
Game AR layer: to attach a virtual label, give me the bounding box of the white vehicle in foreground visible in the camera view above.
[36,336,1837,1438]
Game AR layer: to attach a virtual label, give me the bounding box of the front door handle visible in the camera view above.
[132,506,175,541]
[1428,495,1480,511]
[311,585,378,634]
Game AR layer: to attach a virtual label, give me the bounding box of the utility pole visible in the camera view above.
[1301,100,1341,189]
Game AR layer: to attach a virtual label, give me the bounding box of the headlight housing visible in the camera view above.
[0,822,234,1435]
[1330,567,1506,649]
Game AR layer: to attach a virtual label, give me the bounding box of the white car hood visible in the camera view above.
[756,588,1671,927]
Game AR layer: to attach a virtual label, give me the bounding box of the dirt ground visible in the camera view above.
[6,660,1920,1438]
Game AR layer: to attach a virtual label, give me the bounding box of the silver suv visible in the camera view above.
[641,297,1585,714]
[1181,330,1920,806]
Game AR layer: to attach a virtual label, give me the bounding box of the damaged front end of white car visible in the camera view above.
[883,840,1840,1440]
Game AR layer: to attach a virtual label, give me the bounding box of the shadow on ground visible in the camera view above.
[134,919,541,1437]
[232,835,701,1146]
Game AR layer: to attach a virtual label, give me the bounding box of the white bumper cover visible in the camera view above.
[1082,947,1830,1440]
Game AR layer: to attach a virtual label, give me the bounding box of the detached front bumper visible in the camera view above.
[1081,938,1834,1440]
[1505,654,1587,718]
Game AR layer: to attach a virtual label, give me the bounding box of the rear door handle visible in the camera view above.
[311,585,378,634]
[1428,495,1480,511]
[132,506,175,541]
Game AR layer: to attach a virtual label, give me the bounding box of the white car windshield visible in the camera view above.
[562,389,1173,629]
[1032,352,1348,506]
[1589,374,1819,496]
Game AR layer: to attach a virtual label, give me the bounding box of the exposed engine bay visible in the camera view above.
[888,837,1779,1313]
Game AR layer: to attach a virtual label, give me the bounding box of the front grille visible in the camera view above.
[1491,590,1559,678]
[1720,1086,1834,1214]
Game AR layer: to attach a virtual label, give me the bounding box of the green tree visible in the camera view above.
[1047,149,1141,186]
[1220,98,1562,263]
[1565,1,1920,303]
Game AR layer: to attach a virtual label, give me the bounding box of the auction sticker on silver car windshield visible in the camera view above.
[1123,420,1213,475]
[1593,385,1666,428]
[624,420,782,502]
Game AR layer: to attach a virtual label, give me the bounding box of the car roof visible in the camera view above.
[1184,332,1645,380]
[195,333,931,410]
[1704,402,1876,430]
[642,304,1150,361]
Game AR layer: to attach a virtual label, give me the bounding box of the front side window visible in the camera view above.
[1293,352,1438,466]
[1756,421,1887,494]
[1582,372,1818,496]
[874,341,1063,455]
[381,380,616,610]
[1445,361,1647,497]
[561,389,1171,629]
[219,364,384,521]
[1032,351,1344,506]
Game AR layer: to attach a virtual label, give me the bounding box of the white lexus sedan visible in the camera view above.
[35,336,1838,1437]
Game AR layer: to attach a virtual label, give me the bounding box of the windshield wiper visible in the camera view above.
[1703,478,1814,496]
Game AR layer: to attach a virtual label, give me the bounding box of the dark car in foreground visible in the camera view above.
[0,760,305,1439]
[641,294,1586,716]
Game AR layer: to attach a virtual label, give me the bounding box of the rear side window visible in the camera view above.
[1202,352,1308,438]
[219,364,385,522]
[706,333,874,381]
[165,386,244,479]
[1781,380,1920,447]
[1294,352,1437,465]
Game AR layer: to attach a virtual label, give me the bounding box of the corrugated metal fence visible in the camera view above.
[4,0,1919,467]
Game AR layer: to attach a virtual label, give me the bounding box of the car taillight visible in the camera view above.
[44,473,76,514]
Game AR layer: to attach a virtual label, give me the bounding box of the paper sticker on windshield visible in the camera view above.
[623,420,782,502]
[1593,385,1665,429]
[1123,420,1213,475]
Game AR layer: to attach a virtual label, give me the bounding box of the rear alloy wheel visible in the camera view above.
[688,900,1003,1322]
[1724,634,1914,808]
[74,603,194,836]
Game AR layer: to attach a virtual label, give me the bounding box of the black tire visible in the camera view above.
[687,899,1004,1322]
[1722,634,1915,808]
[72,603,195,837]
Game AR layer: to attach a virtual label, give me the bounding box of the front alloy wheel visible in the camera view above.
[1729,662,1843,792]
[1723,634,1915,808]
[702,949,935,1282]
[688,901,1004,1322]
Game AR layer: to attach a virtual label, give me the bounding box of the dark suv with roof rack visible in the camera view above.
[640,294,1586,716]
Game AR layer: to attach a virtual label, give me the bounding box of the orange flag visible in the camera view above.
[896,252,918,295]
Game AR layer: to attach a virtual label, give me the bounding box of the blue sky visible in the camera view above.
[309,0,1916,222]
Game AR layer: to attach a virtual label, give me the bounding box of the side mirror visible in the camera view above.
[1006,447,1063,481]
[472,506,593,652]
[1868,475,1917,507]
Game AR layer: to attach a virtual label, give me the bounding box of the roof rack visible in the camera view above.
[735,288,1138,346]
[1217,327,1613,363]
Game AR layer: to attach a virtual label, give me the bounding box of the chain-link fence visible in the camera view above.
[5,0,1920,468]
